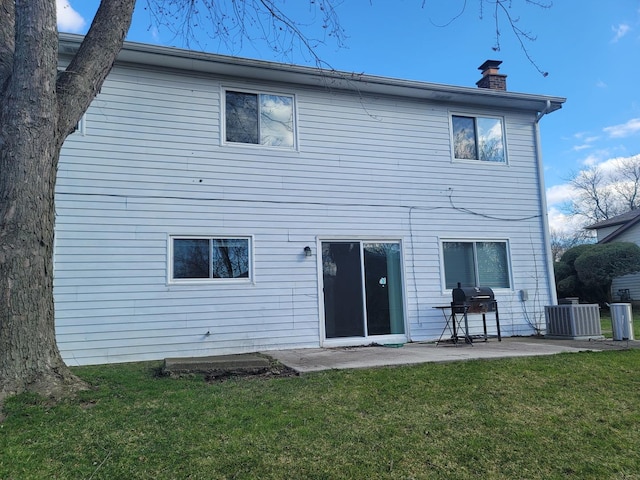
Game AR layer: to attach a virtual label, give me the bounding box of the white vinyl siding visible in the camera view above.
[54,58,552,365]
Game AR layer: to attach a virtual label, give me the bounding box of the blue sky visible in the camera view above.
[57,1,640,232]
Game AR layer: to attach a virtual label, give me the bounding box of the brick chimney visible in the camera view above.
[476,60,507,91]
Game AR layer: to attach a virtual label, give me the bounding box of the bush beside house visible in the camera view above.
[555,242,640,304]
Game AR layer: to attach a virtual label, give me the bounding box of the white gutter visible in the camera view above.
[535,100,558,305]
[57,33,565,114]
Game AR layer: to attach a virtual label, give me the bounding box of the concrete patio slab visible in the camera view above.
[164,353,271,376]
[264,338,602,373]
[163,337,639,376]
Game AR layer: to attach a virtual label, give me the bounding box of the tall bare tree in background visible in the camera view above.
[549,228,594,263]
[1,0,550,402]
[567,154,640,225]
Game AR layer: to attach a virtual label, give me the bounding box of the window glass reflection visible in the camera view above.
[477,118,505,162]
[226,92,259,144]
[443,241,510,289]
[173,238,250,280]
[260,95,294,147]
[452,115,505,163]
[452,116,477,160]
[226,90,294,148]
[173,239,210,278]
[212,239,249,278]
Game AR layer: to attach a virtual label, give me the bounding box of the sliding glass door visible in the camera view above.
[322,241,405,340]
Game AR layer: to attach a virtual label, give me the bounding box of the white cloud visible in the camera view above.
[578,154,633,175]
[596,80,607,88]
[603,118,640,138]
[572,144,592,152]
[56,0,86,33]
[547,207,584,234]
[611,23,631,42]
[571,135,599,152]
[150,26,161,42]
[546,184,576,207]
[582,153,602,166]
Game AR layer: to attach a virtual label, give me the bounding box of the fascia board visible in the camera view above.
[59,33,565,114]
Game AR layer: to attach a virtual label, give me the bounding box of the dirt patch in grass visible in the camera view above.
[204,360,299,382]
[158,355,299,382]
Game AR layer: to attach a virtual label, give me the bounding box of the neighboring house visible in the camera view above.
[585,209,640,302]
[55,33,565,366]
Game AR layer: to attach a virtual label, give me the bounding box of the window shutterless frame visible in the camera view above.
[222,87,297,150]
[450,113,507,163]
[168,235,253,284]
[441,239,512,290]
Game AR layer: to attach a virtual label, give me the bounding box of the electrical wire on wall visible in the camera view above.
[57,187,542,222]
[59,187,548,336]
[405,188,545,333]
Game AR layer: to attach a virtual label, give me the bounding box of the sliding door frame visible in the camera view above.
[317,237,409,348]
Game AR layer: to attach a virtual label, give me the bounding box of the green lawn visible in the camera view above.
[2,350,640,479]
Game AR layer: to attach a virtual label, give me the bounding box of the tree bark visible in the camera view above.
[0,0,14,92]
[0,0,135,402]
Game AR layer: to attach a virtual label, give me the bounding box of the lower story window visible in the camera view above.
[172,237,251,281]
[442,240,510,289]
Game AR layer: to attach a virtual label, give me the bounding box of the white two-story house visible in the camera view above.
[55,33,565,365]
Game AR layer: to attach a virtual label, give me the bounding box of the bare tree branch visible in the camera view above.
[569,166,615,222]
[549,228,594,262]
[56,0,136,138]
[490,0,550,76]
[611,156,640,212]
[428,0,551,76]
[428,0,467,27]
[144,0,347,67]
[567,157,640,225]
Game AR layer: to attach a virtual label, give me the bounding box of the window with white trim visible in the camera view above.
[442,240,511,289]
[171,237,251,281]
[225,90,295,148]
[451,115,506,163]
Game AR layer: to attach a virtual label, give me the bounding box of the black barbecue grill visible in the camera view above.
[452,285,497,314]
[449,283,501,343]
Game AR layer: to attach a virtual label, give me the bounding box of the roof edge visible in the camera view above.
[597,214,640,243]
[58,33,565,114]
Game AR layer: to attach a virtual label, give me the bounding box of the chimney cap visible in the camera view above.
[476,59,507,91]
[478,60,503,73]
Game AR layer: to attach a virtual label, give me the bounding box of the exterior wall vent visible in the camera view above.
[544,304,603,340]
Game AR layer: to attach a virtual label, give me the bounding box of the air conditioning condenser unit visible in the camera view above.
[545,304,603,340]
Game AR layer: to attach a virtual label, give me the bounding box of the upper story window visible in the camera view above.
[171,236,251,282]
[442,240,511,289]
[225,90,295,148]
[452,115,506,163]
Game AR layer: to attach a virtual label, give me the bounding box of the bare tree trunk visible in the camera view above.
[0,0,77,401]
[0,0,135,402]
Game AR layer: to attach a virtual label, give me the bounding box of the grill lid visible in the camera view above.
[452,284,495,305]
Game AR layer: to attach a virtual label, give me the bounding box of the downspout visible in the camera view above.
[535,100,558,305]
